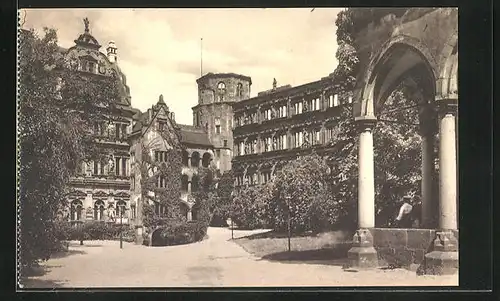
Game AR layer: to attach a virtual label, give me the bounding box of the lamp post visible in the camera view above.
[286,195,291,252]
[120,208,123,249]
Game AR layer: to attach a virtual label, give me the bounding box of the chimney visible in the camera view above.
[106,40,117,63]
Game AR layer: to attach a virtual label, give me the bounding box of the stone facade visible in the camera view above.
[232,75,352,186]
[192,73,252,173]
[62,21,216,230]
[64,22,137,226]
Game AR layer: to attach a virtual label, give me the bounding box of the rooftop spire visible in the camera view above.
[273,78,277,89]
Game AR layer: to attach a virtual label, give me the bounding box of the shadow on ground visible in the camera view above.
[49,249,87,259]
[235,230,312,240]
[20,265,68,289]
[260,246,350,267]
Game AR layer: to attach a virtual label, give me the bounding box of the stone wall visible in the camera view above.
[368,228,459,269]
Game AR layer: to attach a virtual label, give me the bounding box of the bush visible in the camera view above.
[152,220,208,246]
[53,221,135,242]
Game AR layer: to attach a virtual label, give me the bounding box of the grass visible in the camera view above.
[233,230,354,264]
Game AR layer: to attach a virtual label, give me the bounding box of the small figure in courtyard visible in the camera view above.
[395,195,421,228]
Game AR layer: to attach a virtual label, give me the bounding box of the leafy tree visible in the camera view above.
[272,153,332,233]
[18,28,120,267]
[230,184,268,230]
[210,170,234,226]
[191,165,218,225]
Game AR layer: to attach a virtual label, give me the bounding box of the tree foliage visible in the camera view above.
[18,28,120,267]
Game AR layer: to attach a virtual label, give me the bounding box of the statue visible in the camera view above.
[159,94,164,103]
[83,17,90,33]
[302,129,310,146]
[273,78,277,89]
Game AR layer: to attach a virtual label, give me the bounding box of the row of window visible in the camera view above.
[93,122,129,140]
[235,171,273,186]
[235,128,338,156]
[77,157,130,177]
[233,94,351,127]
[69,200,135,221]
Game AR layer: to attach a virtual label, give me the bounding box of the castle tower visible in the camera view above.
[106,40,117,63]
[192,73,252,173]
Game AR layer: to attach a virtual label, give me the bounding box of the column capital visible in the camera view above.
[436,98,458,117]
[354,116,377,132]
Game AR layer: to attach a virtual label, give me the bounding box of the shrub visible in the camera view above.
[153,220,207,246]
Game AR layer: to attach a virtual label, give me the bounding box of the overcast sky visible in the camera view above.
[21,8,343,125]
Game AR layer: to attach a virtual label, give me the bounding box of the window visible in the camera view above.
[215,117,221,134]
[122,158,127,176]
[100,159,105,175]
[80,59,96,73]
[158,122,164,132]
[94,200,105,221]
[236,83,243,97]
[115,123,121,139]
[116,200,126,218]
[70,200,83,221]
[115,157,121,175]
[93,161,98,175]
[216,149,221,158]
[217,82,226,102]
[223,140,228,147]
[131,204,136,219]
[329,94,339,107]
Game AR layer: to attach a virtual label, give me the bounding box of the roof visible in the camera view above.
[196,72,252,85]
[177,124,213,147]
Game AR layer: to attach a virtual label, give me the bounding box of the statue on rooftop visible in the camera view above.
[273,78,277,89]
[83,17,90,33]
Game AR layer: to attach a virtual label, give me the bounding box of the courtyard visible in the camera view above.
[22,227,458,288]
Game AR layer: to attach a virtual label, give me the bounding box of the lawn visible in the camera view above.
[232,230,354,264]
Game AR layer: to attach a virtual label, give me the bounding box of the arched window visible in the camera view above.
[202,152,212,168]
[191,152,200,167]
[217,82,226,102]
[192,175,200,192]
[182,150,189,166]
[94,200,105,221]
[236,83,243,97]
[181,175,189,191]
[70,200,83,221]
[116,200,126,218]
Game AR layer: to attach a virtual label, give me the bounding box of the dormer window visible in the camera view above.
[80,58,96,73]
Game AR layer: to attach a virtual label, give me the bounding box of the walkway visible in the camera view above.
[22,227,458,288]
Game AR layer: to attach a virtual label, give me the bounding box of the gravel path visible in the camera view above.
[22,227,458,288]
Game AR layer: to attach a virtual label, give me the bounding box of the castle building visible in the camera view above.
[231,75,352,186]
[61,20,137,225]
[192,73,252,173]
[55,19,215,227]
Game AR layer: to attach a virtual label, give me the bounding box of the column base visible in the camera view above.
[134,225,144,245]
[423,230,459,275]
[346,229,379,269]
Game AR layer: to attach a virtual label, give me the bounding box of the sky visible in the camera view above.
[21,8,343,125]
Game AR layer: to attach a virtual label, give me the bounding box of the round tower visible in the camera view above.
[192,73,252,173]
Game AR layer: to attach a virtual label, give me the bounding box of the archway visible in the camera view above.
[202,152,212,168]
[150,227,164,246]
[350,40,458,273]
[191,152,200,168]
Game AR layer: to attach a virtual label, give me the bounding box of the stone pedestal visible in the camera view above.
[424,230,458,275]
[347,229,378,269]
[135,225,144,245]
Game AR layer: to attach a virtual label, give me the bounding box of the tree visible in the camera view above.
[191,165,218,225]
[18,28,120,267]
[210,170,234,226]
[272,153,331,233]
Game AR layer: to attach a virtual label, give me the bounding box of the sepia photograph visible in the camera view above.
[17,7,459,289]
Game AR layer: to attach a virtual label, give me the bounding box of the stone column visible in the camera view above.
[347,116,378,269]
[424,98,458,275]
[187,155,191,168]
[187,210,192,221]
[419,106,438,229]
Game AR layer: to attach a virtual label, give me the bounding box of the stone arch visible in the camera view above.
[436,33,458,99]
[70,200,83,221]
[191,151,200,167]
[202,152,212,168]
[359,37,437,118]
[150,227,164,247]
[182,150,190,166]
